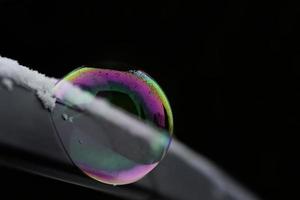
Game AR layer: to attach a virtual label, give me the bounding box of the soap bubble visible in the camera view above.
[51,67,173,185]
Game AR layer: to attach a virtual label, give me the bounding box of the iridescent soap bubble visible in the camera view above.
[51,67,173,185]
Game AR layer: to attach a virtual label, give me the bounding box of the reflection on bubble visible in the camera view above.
[52,67,173,185]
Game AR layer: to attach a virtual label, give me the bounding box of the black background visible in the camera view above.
[0,0,299,199]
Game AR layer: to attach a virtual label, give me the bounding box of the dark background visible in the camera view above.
[0,0,299,199]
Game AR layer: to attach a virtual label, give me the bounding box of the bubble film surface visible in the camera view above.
[52,67,173,185]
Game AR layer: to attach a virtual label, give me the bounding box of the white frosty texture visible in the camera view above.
[0,56,57,110]
[1,77,14,91]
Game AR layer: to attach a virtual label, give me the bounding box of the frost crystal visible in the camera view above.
[0,56,57,110]
[1,77,14,91]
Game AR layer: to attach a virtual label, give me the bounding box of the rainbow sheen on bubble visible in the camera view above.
[52,67,173,185]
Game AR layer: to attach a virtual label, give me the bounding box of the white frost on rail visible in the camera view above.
[0,56,57,110]
[0,56,258,199]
